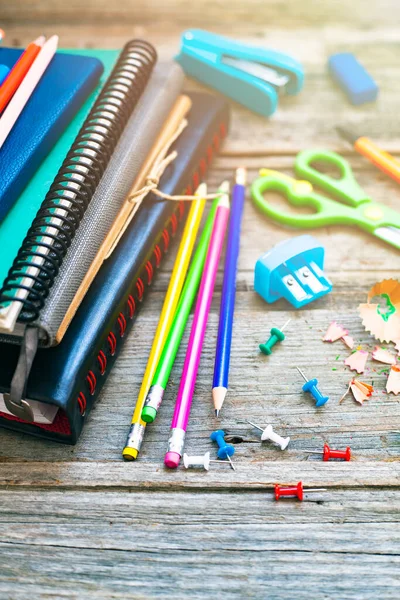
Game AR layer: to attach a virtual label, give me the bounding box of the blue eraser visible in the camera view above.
[328,53,378,105]
[0,64,10,86]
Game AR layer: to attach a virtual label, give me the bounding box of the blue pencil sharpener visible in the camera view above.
[254,235,332,309]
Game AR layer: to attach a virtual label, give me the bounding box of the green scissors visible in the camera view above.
[251,149,400,250]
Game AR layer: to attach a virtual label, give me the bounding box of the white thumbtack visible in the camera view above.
[183,452,230,471]
[247,420,290,450]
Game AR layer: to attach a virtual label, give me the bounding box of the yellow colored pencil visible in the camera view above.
[122,183,207,460]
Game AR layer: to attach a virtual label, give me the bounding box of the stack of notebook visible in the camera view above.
[0,37,230,443]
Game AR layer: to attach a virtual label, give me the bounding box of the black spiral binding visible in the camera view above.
[0,40,157,323]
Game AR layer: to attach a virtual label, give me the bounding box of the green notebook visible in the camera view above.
[0,49,119,286]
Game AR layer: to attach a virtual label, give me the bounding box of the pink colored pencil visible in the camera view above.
[165,181,230,469]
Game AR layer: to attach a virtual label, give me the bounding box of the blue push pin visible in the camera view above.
[210,429,236,470]
[296,367,329,407]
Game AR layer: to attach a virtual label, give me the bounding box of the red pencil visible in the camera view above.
[0,35,45,113]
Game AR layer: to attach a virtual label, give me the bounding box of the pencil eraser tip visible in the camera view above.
[141,406,157,423]
[164,451,181,469]
[122,447,138,460]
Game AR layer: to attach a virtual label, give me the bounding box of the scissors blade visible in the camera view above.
[374,226,400,250]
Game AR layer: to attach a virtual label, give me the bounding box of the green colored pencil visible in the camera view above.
[141,187,224,423]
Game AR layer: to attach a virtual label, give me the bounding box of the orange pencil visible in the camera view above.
[0,35,45,113]
[337,126,400,186]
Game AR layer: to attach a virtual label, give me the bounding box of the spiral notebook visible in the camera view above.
[0,92,230,443]
[32,61,184,347]
[0,39,157,335]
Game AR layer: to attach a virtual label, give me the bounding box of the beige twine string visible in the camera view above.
[128,118,223,204]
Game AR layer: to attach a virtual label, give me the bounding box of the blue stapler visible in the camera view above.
[176,29,304,117]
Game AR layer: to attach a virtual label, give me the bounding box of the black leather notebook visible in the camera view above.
[0,92,230,443]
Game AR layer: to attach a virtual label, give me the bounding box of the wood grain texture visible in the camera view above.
[0,4,400,598]
[0,489,399,599]
[0,461,399,488]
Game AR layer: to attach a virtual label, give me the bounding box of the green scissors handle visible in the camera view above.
[251,169,400,231]
[295,149,369,206]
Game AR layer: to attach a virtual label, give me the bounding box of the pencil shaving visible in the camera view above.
[340,379,373,405]
[372,346,396,365]
[359,279,400,342]
[323,321,348,342]
[367,279,400,304]
[351,380,373,404]
[339,382,351,404]
[341,335,354,349]
[386,366,400,395]
[345,350,368,374]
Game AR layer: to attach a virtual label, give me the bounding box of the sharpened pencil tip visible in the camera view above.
[218,180,230,194]
[217,191,230,209]
[47,35,59,46]
[212,387,227,413]
[235,167,247,186]
[34,35,46,47]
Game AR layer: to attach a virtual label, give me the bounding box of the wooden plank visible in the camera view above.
[0,544,398,600]
[0,490,399,599]
[0,461,398,488]
[2,488,400,525]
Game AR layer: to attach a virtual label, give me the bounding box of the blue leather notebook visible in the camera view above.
[0,48,104,223]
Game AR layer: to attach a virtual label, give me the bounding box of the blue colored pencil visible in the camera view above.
[212,167,246,416]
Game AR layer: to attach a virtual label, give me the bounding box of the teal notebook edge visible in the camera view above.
[0,49,119,286]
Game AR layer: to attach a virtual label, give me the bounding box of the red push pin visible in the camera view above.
[274,482,326,501]
[304,443,351,461]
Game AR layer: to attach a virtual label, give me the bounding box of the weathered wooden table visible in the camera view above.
[1,1,399,597]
